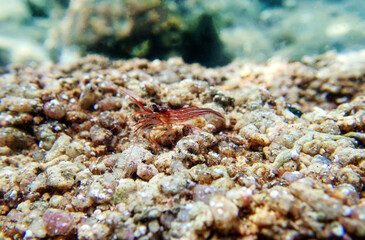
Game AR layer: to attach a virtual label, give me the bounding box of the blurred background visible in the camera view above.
[1,0,365,68]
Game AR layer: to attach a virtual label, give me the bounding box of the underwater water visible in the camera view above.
[0,0,365,67]
[1,1,365,240]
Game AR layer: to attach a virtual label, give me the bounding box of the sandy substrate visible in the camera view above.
[1,51,365,239]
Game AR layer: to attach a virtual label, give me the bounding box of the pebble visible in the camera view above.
[43,209,74,236]
[209,195,238,234]
[45,133,72,162]
[96,97,123,111]
[159,171,191,196]
[71,193,93,210]
[148,220,160,234]
[46,161,79,190]
[331,147,365,166]
[113,179,137,204]
[189,164,213,184]
[137,163,159,181]
[114,146,153,178]
[65,140,84,158]
[88,175,115,204]
[0,127,34,150]
[192,184,221,203]
[0,96,42,113]
[79,83,102,110]
[289,181,343,221]
[186,201,213,231]
[226,187,253,208]
[43,99,66,120]
[282,171,304,182]
[29,173,47,193]
[34,124,56,150]
[89,125,112,145]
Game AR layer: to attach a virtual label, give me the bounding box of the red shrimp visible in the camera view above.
[122,88,225,146]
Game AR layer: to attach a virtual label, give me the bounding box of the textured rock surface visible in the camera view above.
[1,53,365,239]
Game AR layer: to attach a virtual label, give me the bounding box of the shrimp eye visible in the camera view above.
[151,104,159,112]
[159,107,168,113]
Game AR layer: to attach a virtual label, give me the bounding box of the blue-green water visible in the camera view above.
[0,0,364,67]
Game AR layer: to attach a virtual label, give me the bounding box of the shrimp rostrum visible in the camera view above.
[122,89,225,146]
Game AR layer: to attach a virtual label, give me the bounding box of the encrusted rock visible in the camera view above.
[113,178,137,204]
[289,180,343,221]
[136,163,159,181]
[113,146,153,178]
[88,175,115,204]
[2,51,365,240]
[43,209,74,236]
[0,127,34,150]
[0,96,42,113]
[209,195,239,234]
[45,133,72,162]
[159,171,192,196]
[79,83,102,110]
[331,147,365,166]
[46,161,79,190]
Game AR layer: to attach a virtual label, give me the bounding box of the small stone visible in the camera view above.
[331,223,345,237]
[79,83,102,110]
[89,223,111,239]
[71,193,93,210]
[159,172,191,196]
[96,97,123,111]
[114,146,153,178]
[43,99,66,120]
[209,195,238,234]
[251,207,277,227]
[186,201,213,231]
[88,175,115,204]
[34,124,56,151]
[148,220,160,234]
[137,163,159,181]
[45,133,72,162]
[331,147,365,166]
[211,177,236,191]
[28,215,47,238]
[46,161,79,190]
[43,209,74,236]
[0,146,11,155]
[65,140,84,158]
[113,178,137,204]
[226,187,253,208]
[289,181,343,220]
[312,154,332,165]
[29,173,47,193]
[192,184,221,203]
[0,127,34,150]
[189,164,213,184]
[210,166,229,179]
[308,154,332,173]
[66,111,89,123]
[282,171,304,182]
[90,125,112,145]
[154,152,174,174]
[0,96,42,113]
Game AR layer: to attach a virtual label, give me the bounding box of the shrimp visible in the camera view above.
[122,88,225,146]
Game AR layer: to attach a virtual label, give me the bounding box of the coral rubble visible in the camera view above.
[1,52,365,239]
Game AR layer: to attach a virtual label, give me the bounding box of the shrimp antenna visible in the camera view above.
[120,88,151,112]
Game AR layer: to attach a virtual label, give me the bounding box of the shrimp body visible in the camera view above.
[122,89,225,145]
[152,106,224,125]
[133,103,224,129]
